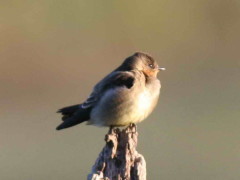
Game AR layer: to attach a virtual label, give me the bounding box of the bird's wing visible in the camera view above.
[56,71,135,130]
[80,71,135,109]
[81,92,98,109]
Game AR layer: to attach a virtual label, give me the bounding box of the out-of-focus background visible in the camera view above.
[1,0,240,179]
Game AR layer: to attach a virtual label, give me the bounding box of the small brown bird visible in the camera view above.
[56,52,165,130]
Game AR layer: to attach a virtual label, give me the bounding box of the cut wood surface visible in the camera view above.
[88,124,146,180]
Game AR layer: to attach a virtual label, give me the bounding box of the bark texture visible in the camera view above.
[88,124,146,180]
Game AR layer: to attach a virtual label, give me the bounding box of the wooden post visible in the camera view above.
[88,124,146,180]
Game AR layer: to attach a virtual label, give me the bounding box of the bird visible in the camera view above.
[56,52,165,130]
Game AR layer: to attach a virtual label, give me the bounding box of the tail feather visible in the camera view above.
[56,104,91,130]
[57,104,80,121]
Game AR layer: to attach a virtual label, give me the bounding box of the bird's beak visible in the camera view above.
[158,67,166,71]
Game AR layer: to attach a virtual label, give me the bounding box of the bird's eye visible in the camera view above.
[149,64,154,69]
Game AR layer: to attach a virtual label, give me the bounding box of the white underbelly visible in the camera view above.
[124,90,153,123]
[90,88,158,126]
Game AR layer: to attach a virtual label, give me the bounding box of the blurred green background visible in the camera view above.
[1,0,240,179]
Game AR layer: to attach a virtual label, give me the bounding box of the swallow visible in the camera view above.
[56,52,165,130]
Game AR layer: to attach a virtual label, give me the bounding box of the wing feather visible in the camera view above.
[81,71,135,109]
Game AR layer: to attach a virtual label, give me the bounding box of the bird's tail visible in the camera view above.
[56,104,89,130]
[57,104,80,121]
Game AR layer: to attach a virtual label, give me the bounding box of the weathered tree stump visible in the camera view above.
[88,124,146,180]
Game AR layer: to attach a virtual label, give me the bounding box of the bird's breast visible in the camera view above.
[90,80,160,126]
[137,90,152,112]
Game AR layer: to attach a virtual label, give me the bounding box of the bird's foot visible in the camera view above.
[108,125,113,134]
[127,123,137,133]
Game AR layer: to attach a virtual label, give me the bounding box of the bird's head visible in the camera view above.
[120,52,165,78]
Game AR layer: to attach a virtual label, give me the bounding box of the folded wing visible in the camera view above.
[56,71,135,130]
